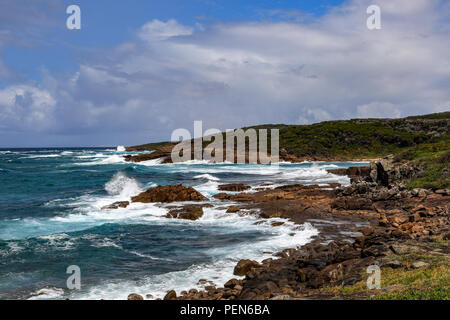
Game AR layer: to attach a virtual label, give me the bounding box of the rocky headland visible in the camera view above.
[121,112,449,300]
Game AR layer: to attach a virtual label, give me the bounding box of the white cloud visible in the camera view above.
[139,19,193,42]
[0,85,56,131]
[0,0,449,146]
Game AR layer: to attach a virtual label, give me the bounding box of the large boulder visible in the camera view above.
[370,159,418,187]
[127,293,144,300]
[131,185,207,203]
[164,290,177,300]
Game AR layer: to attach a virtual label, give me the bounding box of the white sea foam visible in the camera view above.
[68,206,318,300]
[21,154,60,159]
[105,172,142,198]
[74,154,126,166]
[117,146,126,152]
[28,287,65,300]
[194,174,220,181]
[137,158,165,166]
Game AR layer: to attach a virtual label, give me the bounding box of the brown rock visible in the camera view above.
[127,293,144,300]
[328,166,371,178]
[331,197,373,210]
[131,185,207,203]
[271,222,285,227]
[224,279,241,289]
[164,290,177,300]
[218,184,251,192]
[226,206,241,213]
[234,259,260,276]
[166,205,204,220]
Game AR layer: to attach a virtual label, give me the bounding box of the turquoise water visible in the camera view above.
[0,148,367,300]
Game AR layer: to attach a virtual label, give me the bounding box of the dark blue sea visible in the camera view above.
[0,147,368,299]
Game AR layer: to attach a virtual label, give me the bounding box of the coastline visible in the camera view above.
[121,157,449,300]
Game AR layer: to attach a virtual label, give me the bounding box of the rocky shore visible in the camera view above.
[122,158,449,300]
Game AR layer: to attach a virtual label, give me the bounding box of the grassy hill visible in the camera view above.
[127,112,450,189]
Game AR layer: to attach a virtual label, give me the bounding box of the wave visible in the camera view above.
[105,172,142,198]
[73,154,126,166]
[28,287,65,300]
[136,158,165,166]
[21,154,60,159]
[194,174,220,181]
[66,206,318,300]
[116,146,126,152]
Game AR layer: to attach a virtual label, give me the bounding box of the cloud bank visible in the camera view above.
[0,0,449,146]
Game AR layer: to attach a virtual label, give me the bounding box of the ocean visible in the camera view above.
[0,147,368,300]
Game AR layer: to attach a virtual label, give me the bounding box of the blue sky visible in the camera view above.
[0,0,449,147]
[2,0,345,86]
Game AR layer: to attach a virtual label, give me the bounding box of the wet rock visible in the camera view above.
[127,293,144,300]
[101,201,130,210]
[327,166,371,178]
[131,185,207,203]
[166,205,204,220]
[226,206,241,213]
[271,222,285,227]
[218,184,251,192]
[234,259,260,276]
[164,290,177,300]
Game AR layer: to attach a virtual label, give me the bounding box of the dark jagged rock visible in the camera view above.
[327,166,371,178]
[101,201,130,210]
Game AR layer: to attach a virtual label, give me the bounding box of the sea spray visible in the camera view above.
[105,172,142,198]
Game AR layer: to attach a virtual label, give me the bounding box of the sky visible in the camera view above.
[0,0,449,147]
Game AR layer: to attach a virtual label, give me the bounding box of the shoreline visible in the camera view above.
[122,159,449,301]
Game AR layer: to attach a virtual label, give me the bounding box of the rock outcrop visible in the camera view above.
[131,185,207,203]
[369,158,420,187]
[234,260,260,276]
[166,205,204,220]
[101,201,130,210]
[218,184,251,192]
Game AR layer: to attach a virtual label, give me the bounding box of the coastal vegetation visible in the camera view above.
[128,112,450,189]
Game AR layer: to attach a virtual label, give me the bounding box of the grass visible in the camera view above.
[318,237,450,300]
[392,136,450,190]
[372,265,450,300]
